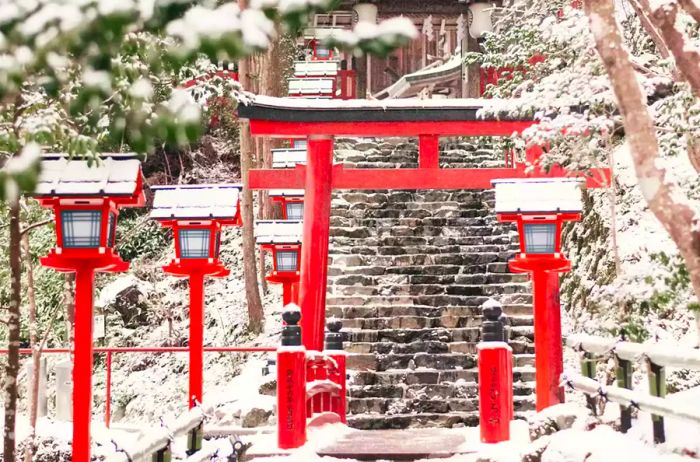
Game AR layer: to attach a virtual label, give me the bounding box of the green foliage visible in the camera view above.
[638,252,696,316]
[115,211,171,262]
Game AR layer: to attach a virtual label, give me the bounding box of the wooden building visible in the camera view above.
[305,1,481,98]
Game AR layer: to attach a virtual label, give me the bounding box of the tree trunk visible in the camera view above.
[22,233,39,462]
[584,0,700,345]
[465,34,482,98]
[3,199,22,462]
[237,0,265,334]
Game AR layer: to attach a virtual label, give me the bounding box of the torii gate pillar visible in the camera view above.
[299,136,334,351]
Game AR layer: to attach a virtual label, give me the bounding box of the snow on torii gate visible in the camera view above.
[239,96,610,352]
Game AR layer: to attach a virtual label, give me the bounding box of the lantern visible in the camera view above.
[256,220,303,306]
[150,183,242,419]
[34,153,144,462]
[493,178,583,412]
[467,0,495,39]
[271,146,306,220]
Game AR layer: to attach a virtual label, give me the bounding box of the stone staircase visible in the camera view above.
[326,138,537,429]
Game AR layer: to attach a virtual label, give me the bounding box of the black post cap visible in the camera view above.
[325,319,343,351]
[281,307,302,347]
[481,299,506,343]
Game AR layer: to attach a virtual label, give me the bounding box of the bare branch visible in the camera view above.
[678,0,700,23]
[627,0,673,60]
[643,0,700,97]
[19,218,52,236]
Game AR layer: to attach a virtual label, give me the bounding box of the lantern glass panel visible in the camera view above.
[179,229,211,258]
[276,250,298,272]
[107,212,116,248]
[523,223,557,254]
[286,202,304,220]
[61,210,102,248]
[292,139,307,149]
[316,46,331,58]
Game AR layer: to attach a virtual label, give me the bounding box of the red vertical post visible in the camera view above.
[299,136,334,352]
[478,347,512,442]
[72,267,95,462]
[418,135,439,169]
[283,282,293,306]
[189,272,205,408]
[532,269,564,411]
[277,309,307,449]
[291,281,300,305]
[546,271,564,405]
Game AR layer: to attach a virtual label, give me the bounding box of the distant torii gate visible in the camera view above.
[240,96,610,354]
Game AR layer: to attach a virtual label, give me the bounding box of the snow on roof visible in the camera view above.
[272,148,307,168]
[255,220,303,244]
[35,154,141,197]
[294,61,339,77]
[269,189,304,197]
[150,184,242,220]
[288,78,335,95]
[492,178,584,213]
[245,95,521,111]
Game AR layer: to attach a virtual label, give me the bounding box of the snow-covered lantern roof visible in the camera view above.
[492,178,582,259]
[294,61,339,78]
[272,148,307,169]
[34,153,144,269]
[256,220,303,278]
[150,184,242,274]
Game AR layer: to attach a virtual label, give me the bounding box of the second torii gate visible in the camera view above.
[239,96,610,353]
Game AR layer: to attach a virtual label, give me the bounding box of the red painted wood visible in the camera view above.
[277,346,307,449]
[249,165,612,190]
[299,138,334,352]
[189,272,205,409]
[72,267,95,462]
[248,120,536,138]
[478,344,512,443]
[419,135,440,169]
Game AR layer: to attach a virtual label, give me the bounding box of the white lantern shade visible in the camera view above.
[353,3,378,24]
[523,223,557,254]
[468,2,493,39]
[61,210,103,248]
[179,229,211,259]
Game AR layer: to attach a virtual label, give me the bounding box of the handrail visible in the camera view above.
[564,333,700,444]
[563,374,700,426]
[122,407,204,461]
[565,334,700,369]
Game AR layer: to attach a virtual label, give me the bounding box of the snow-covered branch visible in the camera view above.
[678,0,700,23]
[583,0,700,334]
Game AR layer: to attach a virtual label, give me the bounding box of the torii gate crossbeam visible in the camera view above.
[239,96,611,352]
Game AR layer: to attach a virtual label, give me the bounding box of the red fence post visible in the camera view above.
[73,266,95,462]
[478,300,512,443]
[105,350,112,428]
[325,320,347,423]
[277,308,307,449]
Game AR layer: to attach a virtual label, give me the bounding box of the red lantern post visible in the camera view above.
[255,220,303,307]
[150,184,243,410]
[493,178,583,411]
[35,154,144,462]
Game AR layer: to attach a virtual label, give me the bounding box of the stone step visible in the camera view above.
[343,325,534,344]
[348,352,477,371]
[328,234,518,248]
[347,379,535,399]
[329,216,509,229]
[331,225,506,239]
[344,339,535,355]
[328,283,531,297]
[347,412,480,430]
[327,304,533,319]
[328,253,518,268]
[347,395,536,416]
[349,367,536,387]
[339,312,533,330]
[332,209,493,221]
[326,293,533,307]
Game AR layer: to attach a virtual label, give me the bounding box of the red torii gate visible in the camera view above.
[240,96,610,354]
